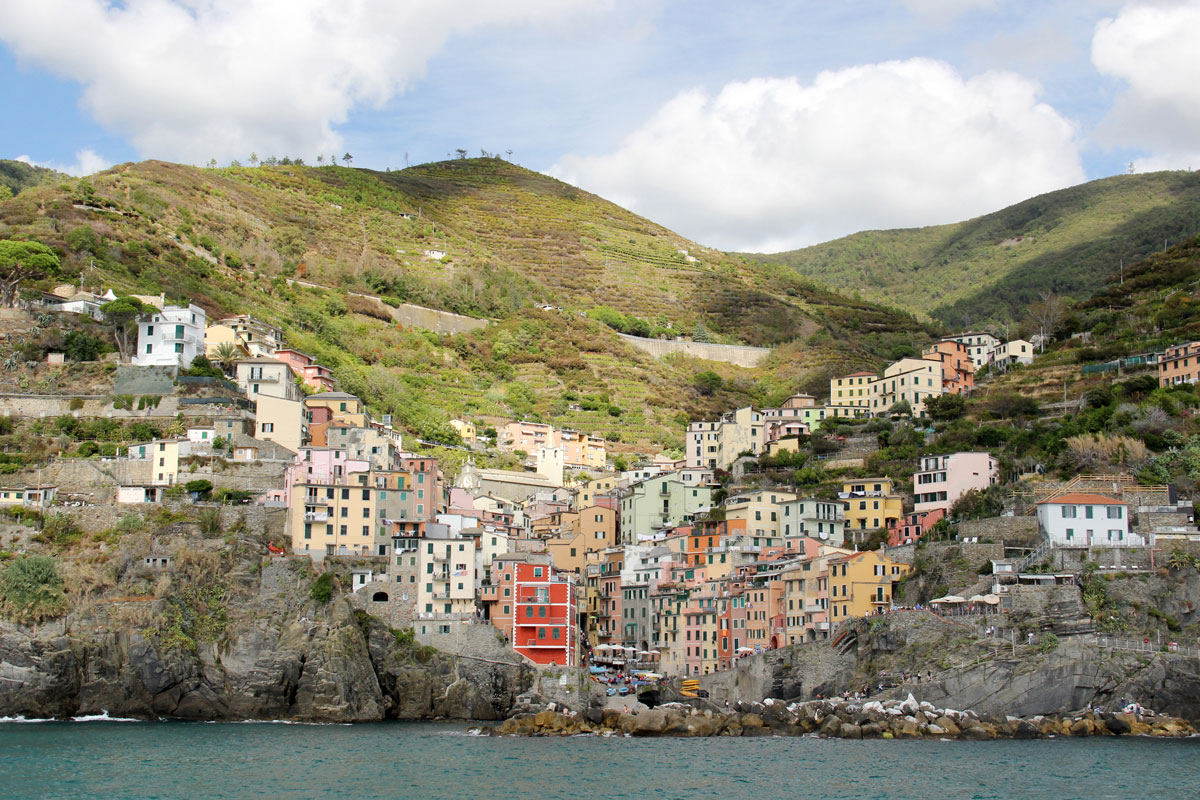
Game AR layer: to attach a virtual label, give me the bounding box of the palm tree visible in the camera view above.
[213,343,241,375]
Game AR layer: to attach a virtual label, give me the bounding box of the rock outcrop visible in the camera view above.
[0,559,535,722]
[485,694,1197,739]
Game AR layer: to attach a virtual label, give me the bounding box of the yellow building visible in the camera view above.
[826,550,911,622]
[841,478,904,541]
[830,371,877,408]
[305,392,368,427]
[255,395,307,453]
[448,418,476,444]
[289,469,413,557]
[723,490,798,539]
[543,506,618,577]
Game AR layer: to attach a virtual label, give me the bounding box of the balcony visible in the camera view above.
[304,510,329,522]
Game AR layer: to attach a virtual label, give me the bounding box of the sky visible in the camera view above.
[1,0,1198,252]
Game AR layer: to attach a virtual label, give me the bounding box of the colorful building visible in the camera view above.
[913,451,999,514]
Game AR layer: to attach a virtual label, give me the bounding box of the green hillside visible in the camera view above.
[746,171,1200,329]
[0,159,71,198]
[0,158,937,453]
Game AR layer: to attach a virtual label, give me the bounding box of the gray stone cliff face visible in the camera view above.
[0,560,534,722]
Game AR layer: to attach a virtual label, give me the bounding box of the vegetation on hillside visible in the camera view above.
[0,159,72,199]
[747,171,1200,329]
[0,158,940,451]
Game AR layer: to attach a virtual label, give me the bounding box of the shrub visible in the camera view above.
[196,508,221,535]
[310,572,335,604]
[76,441,99,457]
[0,555,67,623]
[185,479,213,498]
[68,398,84,411]
[35,514,83,547]
[63,330,104,362]
[693,370,723,396]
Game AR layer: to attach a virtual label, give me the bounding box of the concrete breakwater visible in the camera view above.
[483,695,1196,739]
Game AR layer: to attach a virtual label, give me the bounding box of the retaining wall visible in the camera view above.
[616,333,770,367]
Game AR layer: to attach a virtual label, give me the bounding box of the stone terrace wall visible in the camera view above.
[617,333,770,367]
[959,517,1039,545]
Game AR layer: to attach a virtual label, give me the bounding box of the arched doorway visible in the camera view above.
[371,591,389,602]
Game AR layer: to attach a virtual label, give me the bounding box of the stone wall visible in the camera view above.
[17,456,289,499]
[959,516,1039,545]
[114,365,176,395]
[385,300,490,335]
[1050,546,1153,571]
[414,621,523,664]
[347,579,417,630]
[52,501,286,537]
[616,333,770,368]
[0,393,243,421]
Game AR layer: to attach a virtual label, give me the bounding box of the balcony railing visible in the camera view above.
[304,511,329,522]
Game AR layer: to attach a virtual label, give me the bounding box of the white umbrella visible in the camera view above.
[968,594,987,603]
[736,646,755,653]
[930,595,966,604]
[647,649,661,655]
[981,594,1000,605]
[595,643,612,650]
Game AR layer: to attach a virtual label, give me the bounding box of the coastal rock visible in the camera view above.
[1069,719,1093,736]
[1105,716,1132,736]
[839,722,863,739]
[633,709,668,735]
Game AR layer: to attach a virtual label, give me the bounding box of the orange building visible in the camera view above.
[922,339,975,394]
[1159,342,1200,387]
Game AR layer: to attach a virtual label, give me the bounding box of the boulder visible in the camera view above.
[1105,716,1132,736]
[961,725,992,740]
[934,716,961,736]
[633,709,668,735]
[839,722,863,739]
[860,721,883,738]
[1069,719,1093,737]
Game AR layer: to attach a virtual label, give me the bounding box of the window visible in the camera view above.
[1061,506,1077,519]
[1107,506,1123,519]
[261,422,274,433]
[1065,528,1074,541]
[533,567,543,577]
[1085,506,1094,519]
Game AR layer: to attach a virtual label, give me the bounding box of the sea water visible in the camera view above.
[1,720,1197,800]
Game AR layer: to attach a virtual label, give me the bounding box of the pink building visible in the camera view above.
[887,507,946,547]
[275,348,336,393]
[913,451,999,514]
[283,446,370,500]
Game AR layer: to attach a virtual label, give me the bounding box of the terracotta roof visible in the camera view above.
[1036,492,1126,505]
[844,371,876,377]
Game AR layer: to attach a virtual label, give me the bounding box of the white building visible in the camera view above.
[992,339,1034,369]
[236,358,300,401]
[947,332,1001,370]
[1035,493,1140,547]
[778,497,844,544]
[134,304,207,367]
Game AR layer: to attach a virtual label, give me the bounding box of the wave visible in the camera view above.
[0,711,140,723]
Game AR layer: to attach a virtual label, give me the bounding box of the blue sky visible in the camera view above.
[1,1,1197,250]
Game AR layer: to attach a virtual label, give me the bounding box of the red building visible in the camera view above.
[486,559,577,666]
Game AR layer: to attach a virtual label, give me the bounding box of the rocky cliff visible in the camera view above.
[0,557,536,722]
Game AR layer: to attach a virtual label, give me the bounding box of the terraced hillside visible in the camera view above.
[0,158,936,452]
[747,171,1200,329]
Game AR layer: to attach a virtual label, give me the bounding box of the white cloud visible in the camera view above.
[14,149,112,177]
[0,0,612,165]
[1092,0,1200,170]
[552,59,1085,252]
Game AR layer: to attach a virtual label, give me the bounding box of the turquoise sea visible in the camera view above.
[1,720,1197,800]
